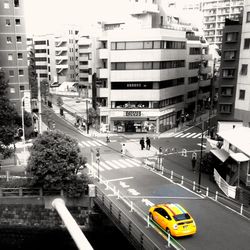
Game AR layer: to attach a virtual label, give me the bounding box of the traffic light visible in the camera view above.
[96,149,100,163]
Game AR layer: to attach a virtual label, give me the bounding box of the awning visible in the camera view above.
[230,153,249,162]
[210,149,229,162]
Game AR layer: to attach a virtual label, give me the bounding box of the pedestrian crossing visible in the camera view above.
[167,131,207,139]
[85,158,142,173]
[78,139,107,148]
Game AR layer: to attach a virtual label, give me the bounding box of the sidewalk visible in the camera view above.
[124,142,158,158]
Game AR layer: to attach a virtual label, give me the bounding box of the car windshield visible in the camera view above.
[173,213,191,221]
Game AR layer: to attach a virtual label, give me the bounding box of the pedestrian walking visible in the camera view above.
[191,152,197,173]
[146,137,151,150]
[121,143,126,157]
[140,137,145,150]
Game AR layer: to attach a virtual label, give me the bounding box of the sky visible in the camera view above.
[23,0,200,36]
[24,0,130,35]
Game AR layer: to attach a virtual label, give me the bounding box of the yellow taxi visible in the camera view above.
[149,203,197,237]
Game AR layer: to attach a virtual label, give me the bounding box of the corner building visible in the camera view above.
[96,0,211,133]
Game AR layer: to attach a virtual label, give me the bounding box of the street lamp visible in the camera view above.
[85,99,89,134]
[21,96,27,154]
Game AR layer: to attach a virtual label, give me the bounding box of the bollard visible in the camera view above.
[193,181,196,191]
[117,190,120,200]
[105,181,109,190]
[206,187,209,196]
[113,186,116,195]
[161,165,164,175]
[167,233,171,247]
[215,191,218,201]
[170,170,173,180]
[181,176,184,185]
[130,201,133,212]
[240,204,243,215]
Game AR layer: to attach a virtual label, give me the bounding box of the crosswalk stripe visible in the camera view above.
[132,158,141,164]
[192,133,202,138]
[186,133,196,138]
[80,141,91,147]
[96,139,107,146]
[118,159,134,167]
[180,133,191,138]
[105,160,120,169]
[124,159,140,166]
[111,160,127,168]
[86,163,94,170]
[87,141,100,146]
[197,143,206,148]
[174,133,184,138]
[93,162,104,171]
[100,162,112,170]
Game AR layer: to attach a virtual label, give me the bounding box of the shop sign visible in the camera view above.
[125,111,141,117]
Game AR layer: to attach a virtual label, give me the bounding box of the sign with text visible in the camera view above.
[125,111,141,117]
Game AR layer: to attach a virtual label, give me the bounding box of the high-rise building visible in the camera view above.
[234,0,250,126]
[217,18,242,121]
[0,0,29,113]
[95,0,211,133]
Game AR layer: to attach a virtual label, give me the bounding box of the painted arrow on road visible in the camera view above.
[128,188,140,196]
[142,198,154,207]
[120,181,130,188]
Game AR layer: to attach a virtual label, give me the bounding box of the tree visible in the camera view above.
[28,48,38,99]
[88,107,98,126]
[26,130,88,197]
[40,80,49,104]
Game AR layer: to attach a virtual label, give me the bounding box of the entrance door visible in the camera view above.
[125,121,135,132]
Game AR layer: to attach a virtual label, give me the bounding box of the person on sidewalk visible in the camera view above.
[140,138,145,150]
[191,152,197,173]
[121,144,126,157]
[146,137,151,150]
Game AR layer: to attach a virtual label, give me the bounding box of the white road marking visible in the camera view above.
[118,159,133,167]
[87,141,100,146]
[79,141,90,147]
[93,162,104,171]
[111,160,127,168]
[180,132,191,138]
[105,160,120,169]
[142,198,154,207]
[106,176,134,182]
[128,188,140,196]
[174,133,184,138]
[192,133,202,138]
[197,143,206,148]
[96,139,107,146]
[186,133,197,138]
[120,181,130,188]
[100,162,112,170]
[125,159,140,166]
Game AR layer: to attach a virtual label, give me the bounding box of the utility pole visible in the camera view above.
[37,74,42,134]
[86,99,89,134]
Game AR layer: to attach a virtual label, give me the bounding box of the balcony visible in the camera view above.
[56,64,68,69]
[199,79,211,87]
[96,87,109,97]
[55,47,67,52]
[55,55,68,61]
[200,66,211,75]
[99,48,108,59]
[129,2,159,15]
[97,68,108,79]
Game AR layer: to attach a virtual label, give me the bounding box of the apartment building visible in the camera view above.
[202,0,244,49]
[0,0,29,113]
[234,0,250,126]
[31,26,79,85]
[217,18,242,121]
[95,0,211,133]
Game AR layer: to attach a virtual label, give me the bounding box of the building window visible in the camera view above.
[222,69,235,78]
[16,36,22,42]
[244,39,250,49]
[247,12,250,22]
[35,40,46,45]
[15,19,20,25]
[4,1,10,8]
[6,19,10,26]
[219,104,232,113]
[10,88,15,93]
[14,0,19,7]
[225,32,238,42]
[189,61,200,69]
[7,37,12,44]
[20,85,25,91]
[17,53,23,59]
[221,87,233,96]
[9,70,14,77]
[8,54,13,61]
[18,69,24,75]
[240,64,248,75]
[189,47,201,55]
[239,90,245,100]
[224,51,236,60]
[188,76,198,84]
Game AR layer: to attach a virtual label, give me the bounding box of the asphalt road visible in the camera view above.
[44,110,250,250]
